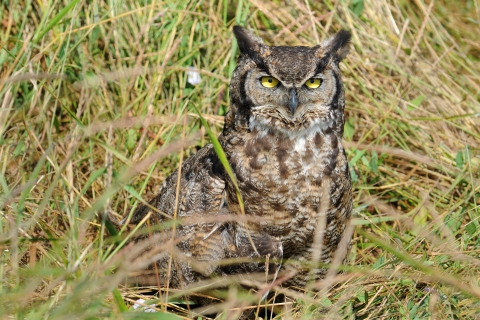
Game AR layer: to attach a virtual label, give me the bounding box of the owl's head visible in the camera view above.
[227,26,351,138]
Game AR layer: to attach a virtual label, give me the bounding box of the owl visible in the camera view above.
[125,25,352,306]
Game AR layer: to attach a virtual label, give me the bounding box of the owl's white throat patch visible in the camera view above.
[249,114,334,139]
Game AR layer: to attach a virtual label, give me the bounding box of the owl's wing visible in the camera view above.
[128,143,226,226]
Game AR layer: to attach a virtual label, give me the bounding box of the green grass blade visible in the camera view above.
[32,0,81,43]
[190,103,245,214]
[112,288,128,312]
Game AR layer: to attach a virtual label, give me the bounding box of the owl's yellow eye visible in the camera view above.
[305,78,322,89]
[260,76,279,88]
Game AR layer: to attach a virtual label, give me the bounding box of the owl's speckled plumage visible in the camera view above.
[126,26,352,297]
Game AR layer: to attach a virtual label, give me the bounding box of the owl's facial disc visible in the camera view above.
[232,26,351,135]
[244,67,339,135]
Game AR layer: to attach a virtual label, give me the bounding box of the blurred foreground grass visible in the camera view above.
[0,0,479,319]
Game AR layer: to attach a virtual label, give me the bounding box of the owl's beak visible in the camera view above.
[289,88,298,115]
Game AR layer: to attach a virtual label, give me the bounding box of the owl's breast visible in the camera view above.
[224,130,352,257]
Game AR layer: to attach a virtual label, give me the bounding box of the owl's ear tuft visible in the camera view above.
[233,26,254,54]
[233,26,268,65]
[329,29,352,61]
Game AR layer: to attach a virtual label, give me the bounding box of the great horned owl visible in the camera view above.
[126,26,352,297]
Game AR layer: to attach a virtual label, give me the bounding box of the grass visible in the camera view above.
[0,0,479,319]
